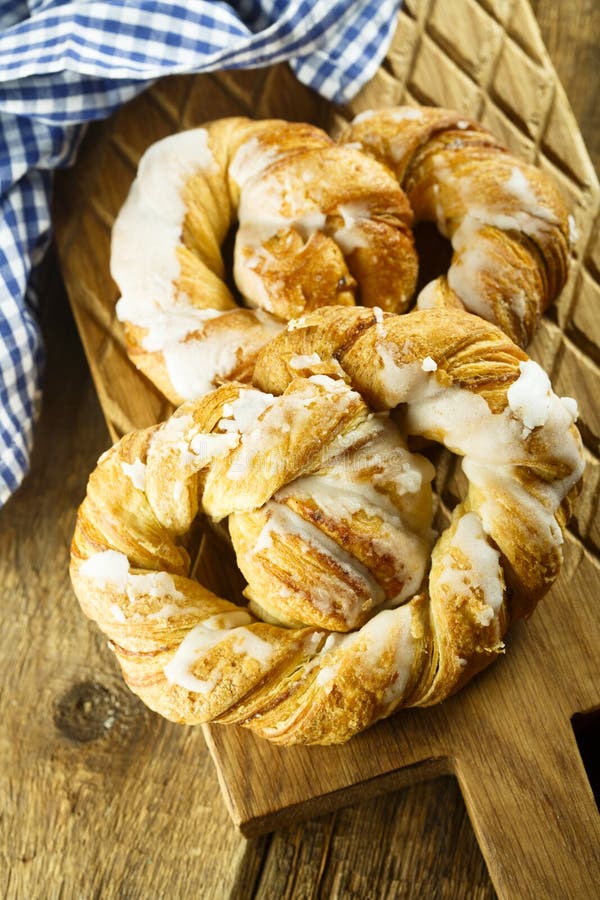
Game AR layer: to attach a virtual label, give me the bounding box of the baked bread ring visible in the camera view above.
[112,117,418,405]
[341,107,572,347]
[70,307,583,745]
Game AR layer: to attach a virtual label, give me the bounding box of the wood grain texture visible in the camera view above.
[1,0,599,898]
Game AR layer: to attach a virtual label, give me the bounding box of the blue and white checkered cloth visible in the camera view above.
[0,0,401,508]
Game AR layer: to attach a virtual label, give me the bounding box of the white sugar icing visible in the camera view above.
[80,550,130,589]
[289,353,323,370]
[333,200,372,254]
[504,167,560,225]
[163,611,273,693]
[160,311,282,401]
[80,553,191,614]
[437,512,504,626]
[111,129,284,401]
[307,373,354,394]
[120,459,147,492]
[446,216,496,320]
[568,214,579,247]
[225,379,360,481]
[511,289,528,322]
[366,606,415,705]
[229,136,283,188]
[313,605,415,706]
[352,109,377,124]
[149,413,205,475]
[507,360,552,436]
[113,128,218,330]
[560,396,578,419]
[125,571,183,602]
[218,389,276,434]
[415,281,438,310]
[286,316,307,331]
[417,161,562,320]
[235,166,329,260]
[367,356,583,554]
[234,162,378,309]
[188,432,240,464]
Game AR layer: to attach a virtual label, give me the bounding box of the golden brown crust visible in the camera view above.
[113,106,572,412]
[112,116,418,405]
[341,107,571,347]
[71,308,583,745]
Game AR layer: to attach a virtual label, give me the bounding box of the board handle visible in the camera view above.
[454,715,600,899]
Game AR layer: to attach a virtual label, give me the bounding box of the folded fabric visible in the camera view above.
[0,0,401,508]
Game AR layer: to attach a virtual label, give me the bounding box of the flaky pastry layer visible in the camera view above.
[71,308,583,744]
[341,106,571,346]
[112,117,417,405]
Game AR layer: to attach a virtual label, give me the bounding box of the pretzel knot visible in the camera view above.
[112,117,417,405]
[70,308,583,745]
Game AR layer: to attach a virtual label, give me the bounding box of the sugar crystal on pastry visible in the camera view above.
[120,458,146,492]
[506,359,552,436]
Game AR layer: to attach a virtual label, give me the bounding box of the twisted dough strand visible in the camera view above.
[341,107,572,346]
[71,308,583,744]
[112,117,417,405]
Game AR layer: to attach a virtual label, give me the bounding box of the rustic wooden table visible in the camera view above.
[1,2,598,897]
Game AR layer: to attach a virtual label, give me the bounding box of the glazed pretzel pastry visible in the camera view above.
[112,117,418,405]
[70,307,583,745]
[341,106,573,347]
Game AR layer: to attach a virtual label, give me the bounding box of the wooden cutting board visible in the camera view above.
[53,0,600,896]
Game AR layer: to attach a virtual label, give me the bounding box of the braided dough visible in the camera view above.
[112,117,417,405]
[112,107,573,408]
[71,308,583,745]
[341,107,572,346]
